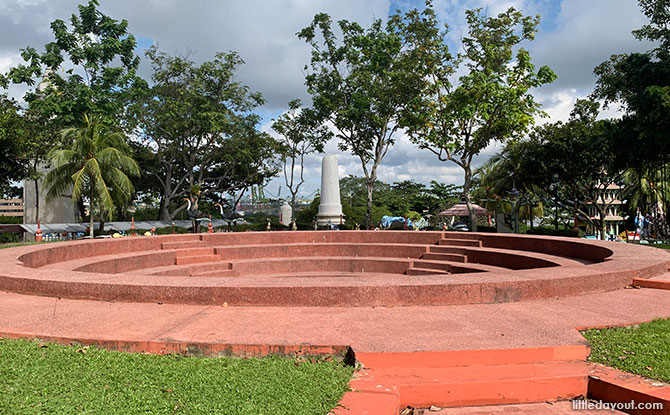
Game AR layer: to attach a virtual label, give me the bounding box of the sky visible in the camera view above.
[0,0,654,199]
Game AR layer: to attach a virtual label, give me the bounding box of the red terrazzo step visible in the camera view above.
[442,233,481,241]
[214,243,429,261]
[406,267,449,276]
[429,246,467,255]
[174,247,215,258]
[633,272,670,290]
[430,400,625,414]
[190,269,239,277]
[438,239,482,247]
[330,390,399,415]
[412,259,452,272]
[174,254,221,265]
[351,361,588,409]
[421,252,467,263]
[355,345,590,369]
[588,364,670,415]
[229,256,412,274]
[161,240,206,250]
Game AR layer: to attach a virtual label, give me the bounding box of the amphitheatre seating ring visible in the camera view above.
[0,231,667,307]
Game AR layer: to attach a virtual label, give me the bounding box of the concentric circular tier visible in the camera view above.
[1,231,666,306]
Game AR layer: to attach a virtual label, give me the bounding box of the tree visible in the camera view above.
[272,99,331,223]
[0,0,140,222]
[0,95,29,197]
[523,100,623,239]
[402,5,556,231]
[1,0,140,128]
[131,47,280,221]
[298,9,428,228]
[44,115,139,238]
[473,140,544,229]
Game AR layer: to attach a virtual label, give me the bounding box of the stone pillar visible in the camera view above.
[279,202,292,226]
[317,155,344,227]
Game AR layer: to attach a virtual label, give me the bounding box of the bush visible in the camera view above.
[526,227,579,238]
[0,233,21,243]
[155,226,191,235]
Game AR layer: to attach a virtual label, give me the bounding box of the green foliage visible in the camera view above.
[298,8,429,227]
[0,338,353,415]
[131,47,280,221]
[582,319,670,383]
[1,0,140,129]
[0,233,21,244]
[522,100,623,239]
[0,95,29,195]
[155,226,190,235]
[338,175,460,226]
[401,3,555,231]
[592,1,670,168]
[44,115,139,238]
[272,99,331,220]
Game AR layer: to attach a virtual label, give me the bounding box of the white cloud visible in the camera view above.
[0,0,655,196]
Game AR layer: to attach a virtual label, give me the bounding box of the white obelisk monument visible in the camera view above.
[317,155,344,226]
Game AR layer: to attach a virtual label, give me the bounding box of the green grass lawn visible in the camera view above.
[0,339,353,415]
[582,319,670,383]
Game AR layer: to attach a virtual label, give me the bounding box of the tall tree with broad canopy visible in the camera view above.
[0,95,29,197]
[401,4,556,231]
[131,47,280,221]
[298,8,430,228]
[44,115,139,238]
[591,0,670,236]
[522,100,624,239]
[272,99,331,223]
[0,0,140,222]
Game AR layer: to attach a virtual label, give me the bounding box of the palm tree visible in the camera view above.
[44,115,140,238]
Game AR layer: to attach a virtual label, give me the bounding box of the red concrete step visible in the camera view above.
[330,390,399,415]
[442,232,481,241]
[350,361,588,409]
[412,259,452,272]
[229,257,412,274]
[587,364,670,415]
[438,239,482,247]
[174,254,220,266]
[431,401,626,414]
[421,252,467,263]
[429,246,467,255]
[406,267,449,276]
[355,345,590,369]
[632,272,670,290]
[215,243,428,261]
[190,269,239,277]
[162,240,205,250]
[174,247,214,258]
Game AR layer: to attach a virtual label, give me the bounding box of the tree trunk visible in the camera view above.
[89,200,95,238]
[160,196,172,221]
[33,178,39,224]
[463,167,478,232]
[290,192,297,223]
[157,196,165,221]
[366,181,374,229]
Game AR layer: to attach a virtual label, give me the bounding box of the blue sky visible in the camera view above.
[0,0,654,198]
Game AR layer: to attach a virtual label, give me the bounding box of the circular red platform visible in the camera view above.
[1,231,667,307]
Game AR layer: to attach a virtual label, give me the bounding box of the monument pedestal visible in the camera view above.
[317,155,344,227]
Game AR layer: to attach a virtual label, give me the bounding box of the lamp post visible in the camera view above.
[551,173,560,231]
